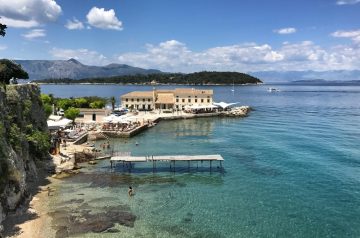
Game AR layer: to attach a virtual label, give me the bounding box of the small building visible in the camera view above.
[75,108,111,123]
[120,88,213,111]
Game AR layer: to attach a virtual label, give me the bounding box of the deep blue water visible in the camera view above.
[41,84,360,237]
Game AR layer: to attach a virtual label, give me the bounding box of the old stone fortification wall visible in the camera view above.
[0,84,49,234]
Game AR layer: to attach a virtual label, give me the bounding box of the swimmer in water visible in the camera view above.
[135,141,139,146]
[128,186,134,196]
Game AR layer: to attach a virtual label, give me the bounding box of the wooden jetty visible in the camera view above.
[110,154,224,172]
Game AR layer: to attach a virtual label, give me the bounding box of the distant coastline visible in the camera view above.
[37,82,263,86]
[34,71,262,85]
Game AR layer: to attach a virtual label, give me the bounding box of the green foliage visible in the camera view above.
[23,99,32,117]
[0,22,6,37]
[9,124,22,152]
[64,107,80,120]
[89,100,105,109]
[41,93,52,104]
[36,71,262,85]
[26,130,50,158]
[75,97,88,108]
[41,94,107,111]
[0,59,29,85]
[43,104,53,118]
[57,98,74,110]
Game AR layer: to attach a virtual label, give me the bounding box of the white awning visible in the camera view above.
[48,115,63,121]
[103,115,131,124]
[213,102,238,109]
[47,118,72,129]
[190,104,218,110]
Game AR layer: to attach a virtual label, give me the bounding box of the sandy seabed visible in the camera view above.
[8,177,59,238]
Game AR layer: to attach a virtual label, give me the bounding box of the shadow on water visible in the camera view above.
[63,170,224,188]
[110,164,225,175]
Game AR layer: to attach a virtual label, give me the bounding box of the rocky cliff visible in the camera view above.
[0,84,49,234]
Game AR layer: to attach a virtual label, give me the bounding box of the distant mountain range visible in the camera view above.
[11,59,360,82]
[14,59,162,80]
[251,70,360,82]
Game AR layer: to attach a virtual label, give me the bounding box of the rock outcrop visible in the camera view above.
[0,84,49,234]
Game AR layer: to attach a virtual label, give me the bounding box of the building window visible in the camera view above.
[188,99,191,103]
[148,105,151,110]
[137,99,139,102]
[131,99,134,102]
[176,99,179,102]
[201,99,204,103]
[148,98,151,102]
[126,104,128,108]
[195,96,197,98]
[195,99,197,103]
[125,98,128,102]
[182,99,185,103]
[143,98,145,102]
[207,99,210,103]
[176,105,179,109]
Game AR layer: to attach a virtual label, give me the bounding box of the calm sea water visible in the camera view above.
[41,84,360,237]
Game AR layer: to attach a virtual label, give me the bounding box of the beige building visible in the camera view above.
[75,108,111,123]
[121,88,213,111]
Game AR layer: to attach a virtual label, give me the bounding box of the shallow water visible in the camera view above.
[42,84,360,237]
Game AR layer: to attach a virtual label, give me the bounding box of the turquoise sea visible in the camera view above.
[41,84,360,237]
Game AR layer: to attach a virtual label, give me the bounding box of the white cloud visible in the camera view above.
[86,7,123,30]
[116,39,360,72]
[331,29,360,43]
[336,0,360,5]
[274,27,297,34]
[0,44,7,50]
[65,18,84,30]
[50,47,108,66]
[0,16,39,28]
[0,0,62,28]
[22,29,46,39]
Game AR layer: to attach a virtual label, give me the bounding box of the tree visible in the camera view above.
[110,96,116,110]
[41,94,52,105]
[0,22,6,37]
[43,104,53,118]
[57,98,74,110]
[64,107,80,121]
[89,100,105,109]
[0,59,29,85]
[75,97,88,108]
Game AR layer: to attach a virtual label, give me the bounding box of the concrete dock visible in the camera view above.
[110,154,224,171]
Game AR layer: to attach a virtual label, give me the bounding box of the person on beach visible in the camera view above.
[128,186,134,196]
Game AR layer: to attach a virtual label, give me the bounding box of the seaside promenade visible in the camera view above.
[99,106,251,138]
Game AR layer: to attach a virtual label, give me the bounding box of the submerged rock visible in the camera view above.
[50,204,136,236]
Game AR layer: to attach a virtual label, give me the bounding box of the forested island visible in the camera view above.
[36,71,262,85]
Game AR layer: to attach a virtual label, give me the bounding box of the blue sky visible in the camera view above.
[0,0,360,72]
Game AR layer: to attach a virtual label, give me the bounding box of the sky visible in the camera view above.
[0,0,360,73]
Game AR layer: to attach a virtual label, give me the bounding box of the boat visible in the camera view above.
[267,87,280,92]
[231,82,235,92]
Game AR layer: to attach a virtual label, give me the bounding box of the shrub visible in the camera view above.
[26,130,50,159]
